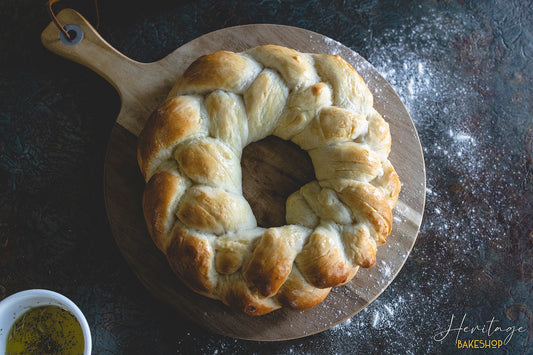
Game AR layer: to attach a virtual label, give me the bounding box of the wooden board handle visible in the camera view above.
[41,9,174,136]
[41,9,143,96]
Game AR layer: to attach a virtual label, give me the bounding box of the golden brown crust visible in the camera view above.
[378,160,402,207]
[342,225,377,268]
[276,268,331,311]
[142,169,187,252]
[166,228,215,295]
[312,53,373,113]
[217,274,280,316]
[366,108,392,160]
[214,237,248,275]
[339,183,393,243]
[169,51,261,96]
[138,45,401,316]
[296,225,353,288]
[246,45,318,89]
[243,227,301,298]
[137,96,204,181]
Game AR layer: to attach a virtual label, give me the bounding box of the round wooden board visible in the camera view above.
[43,12,425,341]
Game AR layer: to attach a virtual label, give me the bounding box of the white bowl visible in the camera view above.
[0,289,92,354]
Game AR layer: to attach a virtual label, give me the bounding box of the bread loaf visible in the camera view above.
[138,45,401,315]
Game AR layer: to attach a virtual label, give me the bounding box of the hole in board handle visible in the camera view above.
[59,24,84,45]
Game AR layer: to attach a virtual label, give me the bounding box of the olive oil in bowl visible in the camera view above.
[6,305,84,355]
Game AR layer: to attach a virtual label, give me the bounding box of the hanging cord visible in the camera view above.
[47,0,71,40]
[94,0,100,29]
[47,0,101,41]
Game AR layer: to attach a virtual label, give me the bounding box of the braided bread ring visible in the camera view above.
[138,45,401,316]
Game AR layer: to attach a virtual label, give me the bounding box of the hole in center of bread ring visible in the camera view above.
[241,135,315,228]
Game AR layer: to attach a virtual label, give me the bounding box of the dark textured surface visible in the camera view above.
[1,0,532,353]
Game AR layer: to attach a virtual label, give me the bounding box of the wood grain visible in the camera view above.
[42,9,425,341]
